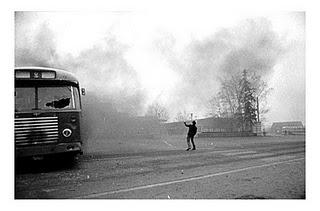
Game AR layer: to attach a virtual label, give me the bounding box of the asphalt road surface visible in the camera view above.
[15,135,305,199]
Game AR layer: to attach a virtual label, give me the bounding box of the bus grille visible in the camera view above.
[15,117,59,146]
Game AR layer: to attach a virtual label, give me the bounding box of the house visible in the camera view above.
[270,121,305,135]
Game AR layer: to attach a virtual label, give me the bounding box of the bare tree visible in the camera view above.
[209,73,242,118]
[209,70,272,122]
[145,102,169,121]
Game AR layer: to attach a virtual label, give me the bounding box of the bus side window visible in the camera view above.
[73,87,80,109]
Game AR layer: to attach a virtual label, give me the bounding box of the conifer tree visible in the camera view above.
[239,69,257,131]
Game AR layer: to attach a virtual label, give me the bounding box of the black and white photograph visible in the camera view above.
[9,1,312,204]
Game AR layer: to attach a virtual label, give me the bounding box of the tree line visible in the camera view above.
[145,69,271,131]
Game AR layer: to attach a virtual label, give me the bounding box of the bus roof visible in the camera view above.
[15,66,79,83]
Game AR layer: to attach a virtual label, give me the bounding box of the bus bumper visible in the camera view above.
[15,142,82,158]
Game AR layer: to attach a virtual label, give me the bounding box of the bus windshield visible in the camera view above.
[15,86,80,112]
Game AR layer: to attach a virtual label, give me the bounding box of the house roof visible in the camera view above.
[271,121,304,129]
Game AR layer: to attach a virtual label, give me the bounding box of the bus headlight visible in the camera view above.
[62,128,72,138]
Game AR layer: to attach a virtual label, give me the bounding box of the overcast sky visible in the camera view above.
[15,11,305,125]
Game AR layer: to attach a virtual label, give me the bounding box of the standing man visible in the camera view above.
[184,121,197,151]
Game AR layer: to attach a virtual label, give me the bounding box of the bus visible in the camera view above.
[15,67,85,160]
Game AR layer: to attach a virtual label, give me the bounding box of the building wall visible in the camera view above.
[270,121,304,135]
[164,117,245,136]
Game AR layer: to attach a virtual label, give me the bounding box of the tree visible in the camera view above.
[239,69,257,131]
[209,73,243,118]
[209,69,271,129]
[209,74,243,118]
[145,102,169,121]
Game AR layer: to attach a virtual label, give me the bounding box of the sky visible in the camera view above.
[14,11,305,125]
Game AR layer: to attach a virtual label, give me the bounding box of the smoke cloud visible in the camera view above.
[153,18,287,119]
[14,12,303,134]
[15,18,146,115]
[15,13,148,148]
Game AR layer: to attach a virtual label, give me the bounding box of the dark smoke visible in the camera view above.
[185,18,285,76]
[15,22,59,67]
[14,13,151,150]
[219,19,285,76]
[15,13,146,115]
[59,37,146,116]
[153,17,286,118]
[14,13,290,142]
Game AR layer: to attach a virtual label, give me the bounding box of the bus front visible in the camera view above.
[15,67,83,159]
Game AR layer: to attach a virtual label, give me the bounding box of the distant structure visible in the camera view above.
[270,121,305,135]
[164,117,261,137]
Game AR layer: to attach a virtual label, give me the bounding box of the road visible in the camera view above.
[15,136,305,199]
